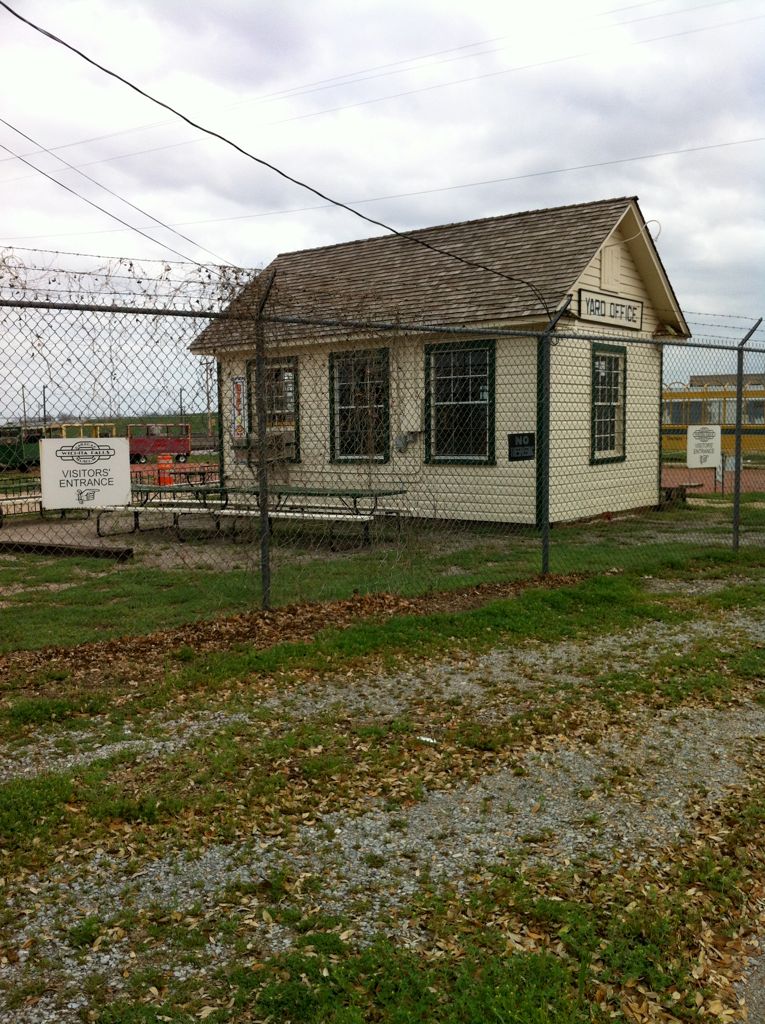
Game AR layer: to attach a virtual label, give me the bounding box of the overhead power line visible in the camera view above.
[2,134,762,244]
[0,31,518,169]
[0,0,553,314]
[133,135,765,230]
[0,137,215,265]
[0,117,234,266]
[2,5,761,188]
[0,0,745,173]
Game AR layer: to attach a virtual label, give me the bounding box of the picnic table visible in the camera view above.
[96,482,408,542]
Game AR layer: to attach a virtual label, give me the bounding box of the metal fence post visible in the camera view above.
[733,317,763,551]
[538,297,571,575]
[253,271,277,608]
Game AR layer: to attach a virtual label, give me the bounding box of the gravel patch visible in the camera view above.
[259,608,765,724]
[3,606,764,787]
[0,711,252,784]
[642,574,763,595]
[3,598,765,1021]
[3,701,764,1021]
[738,949,765,1023]
[3,606,762,787]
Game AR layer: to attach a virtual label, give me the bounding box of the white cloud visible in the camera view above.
[0,0,762,325]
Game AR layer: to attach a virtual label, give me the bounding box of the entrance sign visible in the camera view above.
[40,438,132,509]
[687,425,721,468]
[578,289,643,330]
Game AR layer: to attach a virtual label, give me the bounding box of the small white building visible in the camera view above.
[192,197,689,525]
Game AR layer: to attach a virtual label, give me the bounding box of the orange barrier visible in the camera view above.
[157,453,174,486]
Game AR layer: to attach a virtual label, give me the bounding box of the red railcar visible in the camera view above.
[128,422,191,463]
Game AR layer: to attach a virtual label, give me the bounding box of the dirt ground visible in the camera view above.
[2,569,765,1021]
[662,463,765,495]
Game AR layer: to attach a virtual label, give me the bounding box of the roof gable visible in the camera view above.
[265,197,635,327]
[569,202,689,336]
[192,197,687,352]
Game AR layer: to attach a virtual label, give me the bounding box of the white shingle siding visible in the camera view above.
[223,334,539,525]
[214,202,680,526]
[549,338,661,521]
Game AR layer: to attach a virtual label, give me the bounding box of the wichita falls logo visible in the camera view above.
[690,426,718,466]
[55,439,116,465]
[692,427,716,444]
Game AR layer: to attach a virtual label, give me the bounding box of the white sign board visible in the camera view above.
[40,437,132,510]
[687,425,721,468]
[578,289,643,330]
[232,376,247,440]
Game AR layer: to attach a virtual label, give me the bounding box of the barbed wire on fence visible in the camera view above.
[0,250,762,620]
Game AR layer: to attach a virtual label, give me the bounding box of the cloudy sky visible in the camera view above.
[0,0,763,334]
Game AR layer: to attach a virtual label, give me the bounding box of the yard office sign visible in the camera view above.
[578,289,643,330]
[40,437,132,509]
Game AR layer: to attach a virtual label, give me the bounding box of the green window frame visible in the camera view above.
[329,348,390,463]
[425,340,496,464]
[590,344,626,464]
[246,355,301,462]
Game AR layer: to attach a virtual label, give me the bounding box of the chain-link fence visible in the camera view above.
[1,257,763,646]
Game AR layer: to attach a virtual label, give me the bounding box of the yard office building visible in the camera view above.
[191,197,689,525]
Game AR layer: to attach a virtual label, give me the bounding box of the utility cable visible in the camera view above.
[0,0,552,314]
[0,117,234,266]
[0,137,207,265]
[0,0,745,171]
[2,8,761,186]
[2,134,762,244]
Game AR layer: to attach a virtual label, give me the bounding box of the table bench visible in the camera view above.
[0,495,92,528]
[96,483,407,544]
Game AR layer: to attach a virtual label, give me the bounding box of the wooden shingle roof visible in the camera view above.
[193,196,660,351]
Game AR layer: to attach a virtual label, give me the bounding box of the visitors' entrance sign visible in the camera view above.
[687,425,721,468]
[40,438,132,509]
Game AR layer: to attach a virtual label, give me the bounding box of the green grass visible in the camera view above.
[0,553,108,588]
[4,555,765,1020]
[0,574,684,865]
[164,573,676,695]
[591,635,737,705]
[2,499,765,652]
[0,771,76,848]
[0,564,260,652]
[5,694,108,726]
[246,943,591,1024]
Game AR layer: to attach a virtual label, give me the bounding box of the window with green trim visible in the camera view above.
[329,348,389,462]
[264,358,298,431]
[246,356,300,462]
[425,340,495,463]
[591,345,626,462]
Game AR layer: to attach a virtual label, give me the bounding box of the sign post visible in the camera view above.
[40,437,132,510]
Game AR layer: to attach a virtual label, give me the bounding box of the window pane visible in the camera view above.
[265,361,296,427]
[429,343,492,460]
[688,401,703,425]
[704,399,721,424]
[592,348,625,459]
[332,350,388,459]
